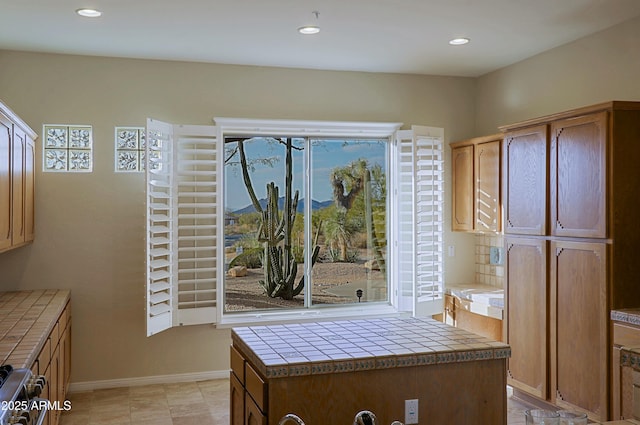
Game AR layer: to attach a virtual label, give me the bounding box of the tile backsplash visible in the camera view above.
[475,233,504,288]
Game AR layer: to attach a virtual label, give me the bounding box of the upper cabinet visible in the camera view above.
[0,99,37,254]
[550,112,607,238]
[502,105,615,239]
[451,134,502,233]
[451,144,474,231]
[502,125,547,236]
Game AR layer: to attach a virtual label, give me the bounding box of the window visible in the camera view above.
[43,125,93,172]
[224,136,389,312]
[115,127,146,172]
[145,118,443,335]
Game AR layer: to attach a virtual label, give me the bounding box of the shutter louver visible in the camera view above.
[396,126,445,316]
[175,125,218,325]
[146,119,175,336]
[146,121,218,336]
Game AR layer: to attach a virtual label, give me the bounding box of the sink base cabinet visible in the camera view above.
[438,294,503,342]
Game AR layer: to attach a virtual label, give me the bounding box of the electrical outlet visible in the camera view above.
[489,246,503,265]
[405,399,418,424]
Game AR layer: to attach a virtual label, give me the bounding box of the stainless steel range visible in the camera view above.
[0,365,47,425]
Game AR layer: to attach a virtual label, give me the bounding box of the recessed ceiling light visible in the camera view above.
[298,26,320,35]
[449,38,470,46]
[298,11,320,35]
[76,8,102,18]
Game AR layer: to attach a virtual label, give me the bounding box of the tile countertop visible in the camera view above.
[612,308,640,372]
[611,308,640,326]
[0,289,70,369]
[446,282,504,320]
[231,316,511,379]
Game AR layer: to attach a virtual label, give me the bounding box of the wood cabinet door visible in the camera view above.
[245,394,266,425]
[12,125,26,245]
[550,112,607,238]
[24,136,35,242]
[452,144,474,231]
[503,125,548,235]
[550,240,608,421]
[230,373,245,425]
[475,140,501,232]
[0,114,11,251]
[505,237,548,399]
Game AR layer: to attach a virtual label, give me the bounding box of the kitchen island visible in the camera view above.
[230,316,510,425]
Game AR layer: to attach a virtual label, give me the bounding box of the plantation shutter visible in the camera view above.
[396,126,444,316]
[146,119,218,336]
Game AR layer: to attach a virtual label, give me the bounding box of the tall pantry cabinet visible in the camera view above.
[0,99,36,253]
[501,102,640,422]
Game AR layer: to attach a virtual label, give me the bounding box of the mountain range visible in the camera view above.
[232,197,333,214]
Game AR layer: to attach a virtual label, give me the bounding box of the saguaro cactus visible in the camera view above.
[238,137,320,300]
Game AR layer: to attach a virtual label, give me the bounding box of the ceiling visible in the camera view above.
[2,0,640,77]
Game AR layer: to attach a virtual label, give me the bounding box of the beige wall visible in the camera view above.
[0,50,477,384]
[475,15,640,133]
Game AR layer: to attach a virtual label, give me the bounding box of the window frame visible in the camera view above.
[215,118,420,327]
[219,133,398,325]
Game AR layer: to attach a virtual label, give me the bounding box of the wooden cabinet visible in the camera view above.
[550,240,608,416]
[438,293,503,342]
[451,144,474,231]
[501,101,640,422]
[230,372,245,425]
[32,301,71,425]
[0,100,37,253]
[612,319,640,420]
[1,113,12,251]
[231,319,509,425]
[503,125,547,235]
[504,237,548,400]
[550,112,607,238]
[230,345,267,425]
[451,134,502,232]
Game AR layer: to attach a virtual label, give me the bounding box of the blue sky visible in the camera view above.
[224,138,387,211]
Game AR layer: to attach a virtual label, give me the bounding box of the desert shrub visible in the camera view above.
[229,247,263,268]
[235,235,262,250]
[345,249,360,263]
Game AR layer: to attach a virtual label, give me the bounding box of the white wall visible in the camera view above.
[0,50,476,384]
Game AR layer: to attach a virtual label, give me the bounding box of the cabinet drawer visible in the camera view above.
[58,307,68,336]
[37,337,51,371]
[614,323,640,347]
[245,362,267,413]
[51,322,59,348]
[230,345,245,383]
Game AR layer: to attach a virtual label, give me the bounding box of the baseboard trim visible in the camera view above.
[68,369,229,393]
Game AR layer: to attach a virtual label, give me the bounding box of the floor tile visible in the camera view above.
[59,378,533,425]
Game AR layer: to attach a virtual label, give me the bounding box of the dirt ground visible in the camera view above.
[224,261,386,311]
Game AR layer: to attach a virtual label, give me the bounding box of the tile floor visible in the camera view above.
[59,378,533,425]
